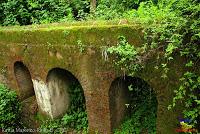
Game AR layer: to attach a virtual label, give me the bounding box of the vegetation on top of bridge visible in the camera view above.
[0,20,139,31]
[0,22,143,48]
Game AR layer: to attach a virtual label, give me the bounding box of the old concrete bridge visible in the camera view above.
[0,22,185,133]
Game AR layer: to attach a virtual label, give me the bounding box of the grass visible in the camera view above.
[0,20,141,31]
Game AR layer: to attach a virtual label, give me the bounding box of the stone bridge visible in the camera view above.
[0,22,186,134]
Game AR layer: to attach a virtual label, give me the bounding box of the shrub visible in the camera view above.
[0,84,21,130]
[0,0,91,26]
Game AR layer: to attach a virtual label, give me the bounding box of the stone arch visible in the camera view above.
[14,61,34,100]
[45,68,86,119]
[109,76,158,132]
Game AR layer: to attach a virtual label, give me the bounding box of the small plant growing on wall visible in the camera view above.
[77,40,86,53]
[107,36,142,76]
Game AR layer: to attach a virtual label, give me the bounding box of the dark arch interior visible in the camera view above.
[46,68,88,123]
[14,61,34,100]
[109,76,158,133]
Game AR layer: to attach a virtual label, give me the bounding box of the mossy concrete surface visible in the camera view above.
[0,22,186,134]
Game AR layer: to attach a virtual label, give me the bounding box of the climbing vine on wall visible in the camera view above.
[108,0,200,131]
[138,0,200,130]
[107,36,142,76]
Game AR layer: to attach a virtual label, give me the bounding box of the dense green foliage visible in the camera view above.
[61,83,88,131]
[0,0,90,25]
[0,0,152,25]
[114,78,157,134]
[108,0,200,131]
[87,0,139,20]
[40,83,88,134]
[0,84,21,130]
[136,0,200,130]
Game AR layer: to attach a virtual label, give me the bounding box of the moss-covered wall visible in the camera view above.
[0,22,186,134]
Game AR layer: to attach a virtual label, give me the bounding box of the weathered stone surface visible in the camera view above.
[109,77,130,130]
[0,74,8,85]
[46,68,73,119]
[32,79,52,118]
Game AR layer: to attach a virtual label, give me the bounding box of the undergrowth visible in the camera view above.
[39,83,88,134]
[0,84,21,131]
[114,78,157,134]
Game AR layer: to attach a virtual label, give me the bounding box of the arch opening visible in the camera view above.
[45,68,88,129]
[14,61,34,100]
[109,76,158,133]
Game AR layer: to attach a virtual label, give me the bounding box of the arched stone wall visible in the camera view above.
[109,77,130,130]
[14,61,34,100]
[109,76,158,132]
[32,67,87,119]
[0,24,191,133]
[46,68,74,118]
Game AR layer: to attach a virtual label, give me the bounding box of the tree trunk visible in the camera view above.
[90,0,97,13]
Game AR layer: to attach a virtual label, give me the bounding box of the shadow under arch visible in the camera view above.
[14,61,34,100]
[46,67,87,119]
[109,76,158,133]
